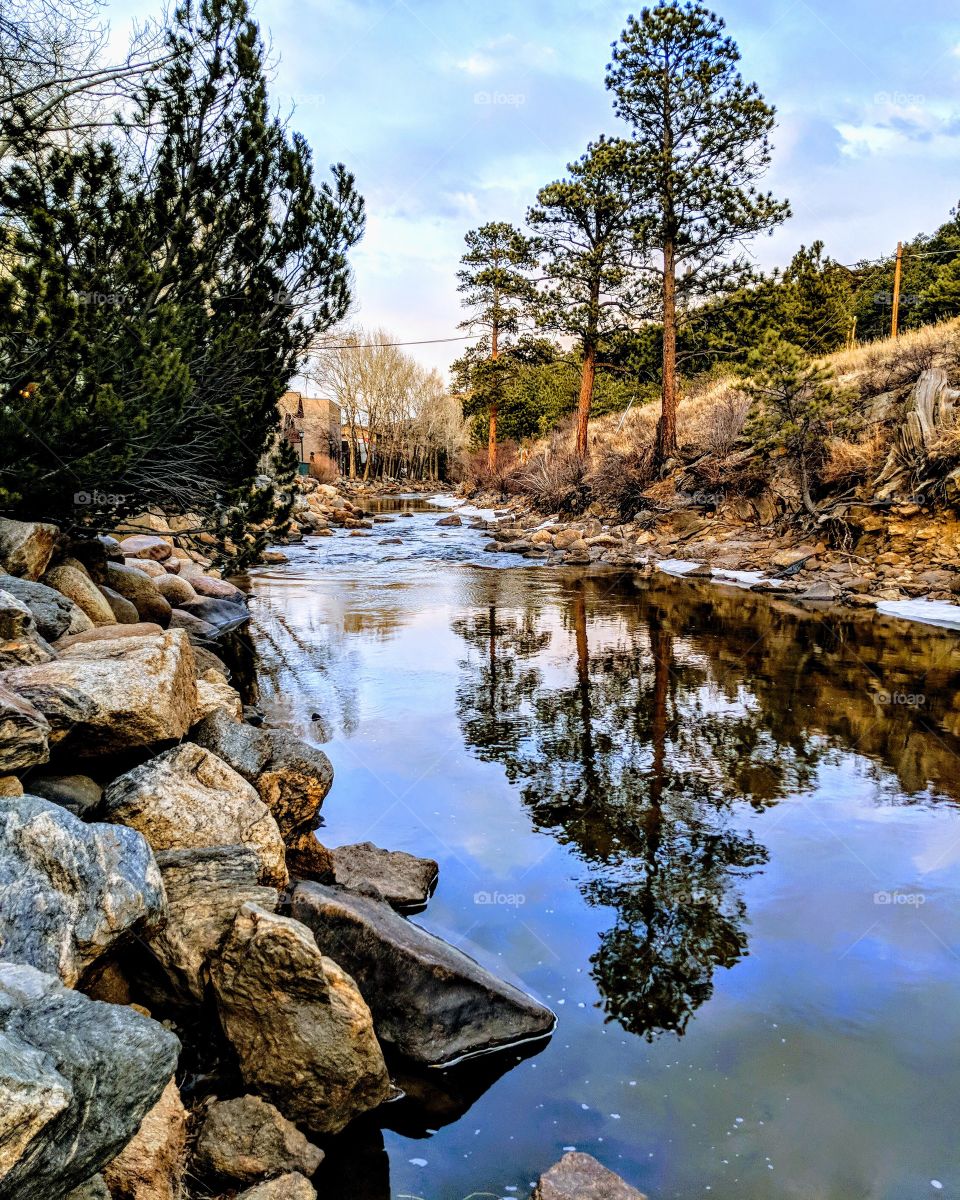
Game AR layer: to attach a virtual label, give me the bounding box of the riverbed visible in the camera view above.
[245,495,960,1200]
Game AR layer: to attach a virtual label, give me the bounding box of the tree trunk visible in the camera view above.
[347,431,356,480]
[488,320,499,472]
[576,343,597,459]
[655,236,678,466]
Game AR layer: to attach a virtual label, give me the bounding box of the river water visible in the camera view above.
[245,495,960,1200]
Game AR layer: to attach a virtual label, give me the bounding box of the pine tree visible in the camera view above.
[780,241,853,354]
[527,137,641,459]
[457,222,535,469]
[607,1,789,466]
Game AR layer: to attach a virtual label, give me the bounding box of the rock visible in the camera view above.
[175,596,249,635]
[436,514,462,527]
[102,1077,187,1200]
[105,564,172,627]
[147,846,277,1003]
[532,1152,647,1200]
[285,832,335,883]
[0,576,93,640]
[0,776,22,797]
[169,608,219,639]
[192,645,230,677]
[65,1176,111,1199]
[123,558,167,579]
[0,589,54,669]
[118,536,172,562]
[191,575,244,601]
[116,513,173,542]
[552,528,583,550]
[0,962,179,1199]
[0,518,59,580]
[53,622,164,650]
[210,903,391,1134]
[0,681,50,771]
[330,842,438,911]
[235,1175,316,1200]
[771,545,819,570]
[194,669,244,723]
[0,629,196,757]
[42,565,115,627]
[262,551,288,564]
[798,580,839,602]
[0,793,165,986]
[192,709,332,838]
[290,884,555,1067]
[98,534,125,562]
[102,744,287,887]
[193,1094,323,1185]
[151,574,197,607]
[27,772,102,817]
[100,585,140,624]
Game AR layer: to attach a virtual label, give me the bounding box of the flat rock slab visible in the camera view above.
[0,963,179,1200]
[330,841,438,911]
[532,1153,647,1200]
[0,793,165,986]
[0,630,196,757]
[290,884,555,1067]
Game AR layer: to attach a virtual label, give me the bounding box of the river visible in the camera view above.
[244,495,960,1200]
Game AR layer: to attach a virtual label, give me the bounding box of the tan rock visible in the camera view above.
[152,575,197,607]
[193,1094,323,1185]
[533,1152,647,1200]
[123,557,168,578]
[0,775,23,796]
[105,564,172,627]
[0,518,59,580]
[54,623,164,650]
[235,1175,316,1200]
[120,535,173,562]
[102,1077,187,1200]
[194,669,244,723]
[100,585,140,624]
[191,575,244,601]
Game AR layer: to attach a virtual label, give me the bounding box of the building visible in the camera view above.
[278,391,342,471]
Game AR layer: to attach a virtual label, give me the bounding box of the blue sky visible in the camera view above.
[107,0,960,374]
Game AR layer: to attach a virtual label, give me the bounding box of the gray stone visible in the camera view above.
[0,681,50,772]
[0,962,179,1200]
[27,773,101,817]
[192,709,332,838]
[290,884,555,1067]
[175,595,249,635]
[194,1094,323,1185]
[0,518,59,581]
[210,903,391,1134]
[99,585,139,624]
[0,793,165,986]
[330,841,438,911]
[0,577,92,641]
[65,1176,111,1199]
[0,590,55,669]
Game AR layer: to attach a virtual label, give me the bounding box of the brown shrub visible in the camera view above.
[517,450,589,514]
[821,428,888,486]
[308,454,339,483]
[458,442,523,496]
[588,445,655,518]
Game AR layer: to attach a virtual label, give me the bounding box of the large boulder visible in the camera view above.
[0,589,54,669]
[0,518,59,580]
[210,903,391,1134]
[193,1094,323,1185]
[0,962,179,1200]
[0,681,49,772]
[53,622,164,651]
[152,575,196,607]
[0,793,165,986]
[290,884,555,1067]
[101,1077,187,1200]
[192,709,332,839]
[532,1153,647,1200]
[101,744,287,888]
[330,842,438,911]
[0,630,196,758]
[100,585,139,624]
[42,565,115,627]
[146,846,278,1003]
[0,577,92,640]
[104,564,172,627]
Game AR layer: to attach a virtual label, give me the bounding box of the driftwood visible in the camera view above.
[874,369,960,500]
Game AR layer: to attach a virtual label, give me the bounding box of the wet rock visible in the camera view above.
[436,514,462,527]
[0,629,196,757]
[194,1094,323,1185]
[102,744,287,888]
[262,550,289,564]
[290,884,555,1067]
[102,1077,187,1200]
[0,793,165,985]
[532,1152,647,1200]
[0,682,49,771]
[175,595,249,635]
[118,535,172,562]
[105,564,172,627]
[147,845,277,1003]
[27,772,102,817]
[42,564,115,627]
[0,576,93,640]
[0,518,59,581]
[192,708,333,838]
[100,585,140,624]
[0,962,179,1199]
[169,608,219,639]
[210,903,391,1134]
[235,1175,316,1200]
[798,580,839,602]
[330,842,438,911]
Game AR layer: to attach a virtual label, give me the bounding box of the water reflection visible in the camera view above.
[453,572,960,1042]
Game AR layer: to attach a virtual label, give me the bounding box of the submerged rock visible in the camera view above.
[290,884,555,1067]
[210,903,391,1134]
[330,841,438,911]
[193,1094,323,1185]
[0,793,164,986]
[0,962,179,1200]
[101,744,287,888]
[532,1152,647,1200]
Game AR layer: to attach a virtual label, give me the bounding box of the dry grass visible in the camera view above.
[821,427,888,486]
[308,454,339,484]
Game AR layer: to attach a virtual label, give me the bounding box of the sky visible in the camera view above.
[104,0,960,377]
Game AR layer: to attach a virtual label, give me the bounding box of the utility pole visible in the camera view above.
[847,315,857,351]
[891,241,904,339]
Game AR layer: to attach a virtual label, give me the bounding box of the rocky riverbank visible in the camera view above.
[0,508,650,1199]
